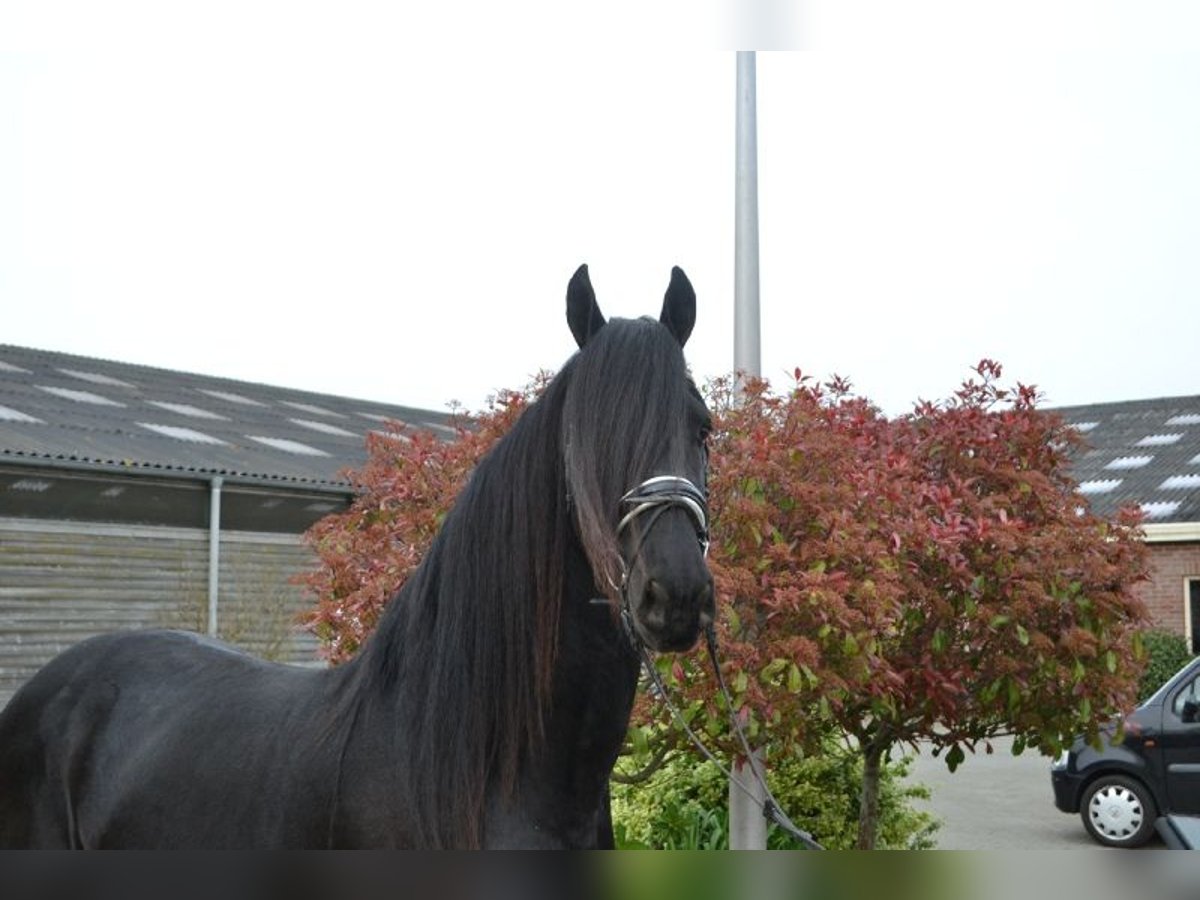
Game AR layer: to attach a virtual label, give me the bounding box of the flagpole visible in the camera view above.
[733,50,761,385]
[729,49,768,852]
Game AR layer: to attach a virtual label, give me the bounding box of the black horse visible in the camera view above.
[0,265,715,848]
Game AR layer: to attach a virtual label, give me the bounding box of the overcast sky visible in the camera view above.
[3,2,1199,417]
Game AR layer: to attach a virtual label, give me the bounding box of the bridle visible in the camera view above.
[606,472,824,850]
[616,474,710,567]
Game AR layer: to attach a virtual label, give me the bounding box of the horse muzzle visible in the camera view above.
[615,474,714,653]
[627,572,715,652]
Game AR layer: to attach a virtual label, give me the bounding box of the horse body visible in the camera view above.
[0,265,713,848]
[0,630,341,847]
[0,505,637,851]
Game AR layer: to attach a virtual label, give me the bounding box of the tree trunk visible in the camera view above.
[855,743,885,849]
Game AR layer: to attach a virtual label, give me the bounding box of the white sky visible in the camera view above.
[3,2,1199,417]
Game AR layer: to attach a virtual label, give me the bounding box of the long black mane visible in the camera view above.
[343,315,696,847]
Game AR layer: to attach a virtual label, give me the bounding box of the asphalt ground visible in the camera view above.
[904,735,1162,850]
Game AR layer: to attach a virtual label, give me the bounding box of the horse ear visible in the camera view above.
[660,266,695,347]
[566,263,606,348]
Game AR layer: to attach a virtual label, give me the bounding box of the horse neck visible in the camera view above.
[366,391,568,686]
[328,393,591,845]
[487,537,640,846]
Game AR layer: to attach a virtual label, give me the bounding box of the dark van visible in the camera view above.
[1051,656,1200,847]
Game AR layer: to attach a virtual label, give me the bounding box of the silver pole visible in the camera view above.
[729,753,769,850]
[734,50,761,383]
[207,476,223,637]
[730,50,769,851]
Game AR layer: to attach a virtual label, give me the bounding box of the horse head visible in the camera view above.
[563,264,715,652]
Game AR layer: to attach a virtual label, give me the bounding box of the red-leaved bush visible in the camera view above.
[697,364,1149,845]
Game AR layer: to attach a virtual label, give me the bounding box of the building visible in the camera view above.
[1055,396,1200,649]
[0,344,454,707]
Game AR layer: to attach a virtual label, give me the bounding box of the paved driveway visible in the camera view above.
[904,735,1161,850]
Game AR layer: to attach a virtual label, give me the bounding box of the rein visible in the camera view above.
[627,619,824,850]
[611,475,824,851]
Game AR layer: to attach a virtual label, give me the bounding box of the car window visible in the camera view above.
[1172,674,1200,718]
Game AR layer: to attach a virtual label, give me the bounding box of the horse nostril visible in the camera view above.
[641,579,669,629]
[698,582,715,629]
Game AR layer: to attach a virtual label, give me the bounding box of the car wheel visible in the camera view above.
[1080,775,1157,848]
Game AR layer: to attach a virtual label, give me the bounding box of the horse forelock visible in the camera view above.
[562,317,695,598]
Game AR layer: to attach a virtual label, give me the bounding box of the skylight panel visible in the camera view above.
[281,401,344,418]
[198,389,267,407]
[246,435,330,456]
[1140,501,1181,520]
[0,405,43,424]
[1167,414,1200,426]
[1160,474,1200,491]
[290,418,358,437]
[9,478,52,492]
[137,423,227,444]
[371,429,412,443]
[1136,433,1183,447]
[1070,421,1099,433]
[1078,479,1122,495]
[57,368,134,388]
[37,385,125,406]
[1105,456,1153,470]
[0,360,31,373]
[147,401,228,420]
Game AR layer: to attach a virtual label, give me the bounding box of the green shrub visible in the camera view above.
[611,741,939,850]
[1138,629,1195,702]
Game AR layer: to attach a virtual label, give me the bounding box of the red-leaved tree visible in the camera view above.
[674,362,1149,847]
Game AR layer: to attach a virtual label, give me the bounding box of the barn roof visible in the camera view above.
[1053,394,1200,528]
[4,344,1197,532]
[0,344,457,492]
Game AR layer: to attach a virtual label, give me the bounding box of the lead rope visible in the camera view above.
[701,625,823,850]
[622,607,823,850]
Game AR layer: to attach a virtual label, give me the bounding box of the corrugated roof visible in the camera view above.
[1053,394,1200,525]
[0,344,457,490]
[6,345,1196,524]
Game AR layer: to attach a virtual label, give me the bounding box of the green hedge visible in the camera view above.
[1138,629,1195,702]
[611,741,939,850]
